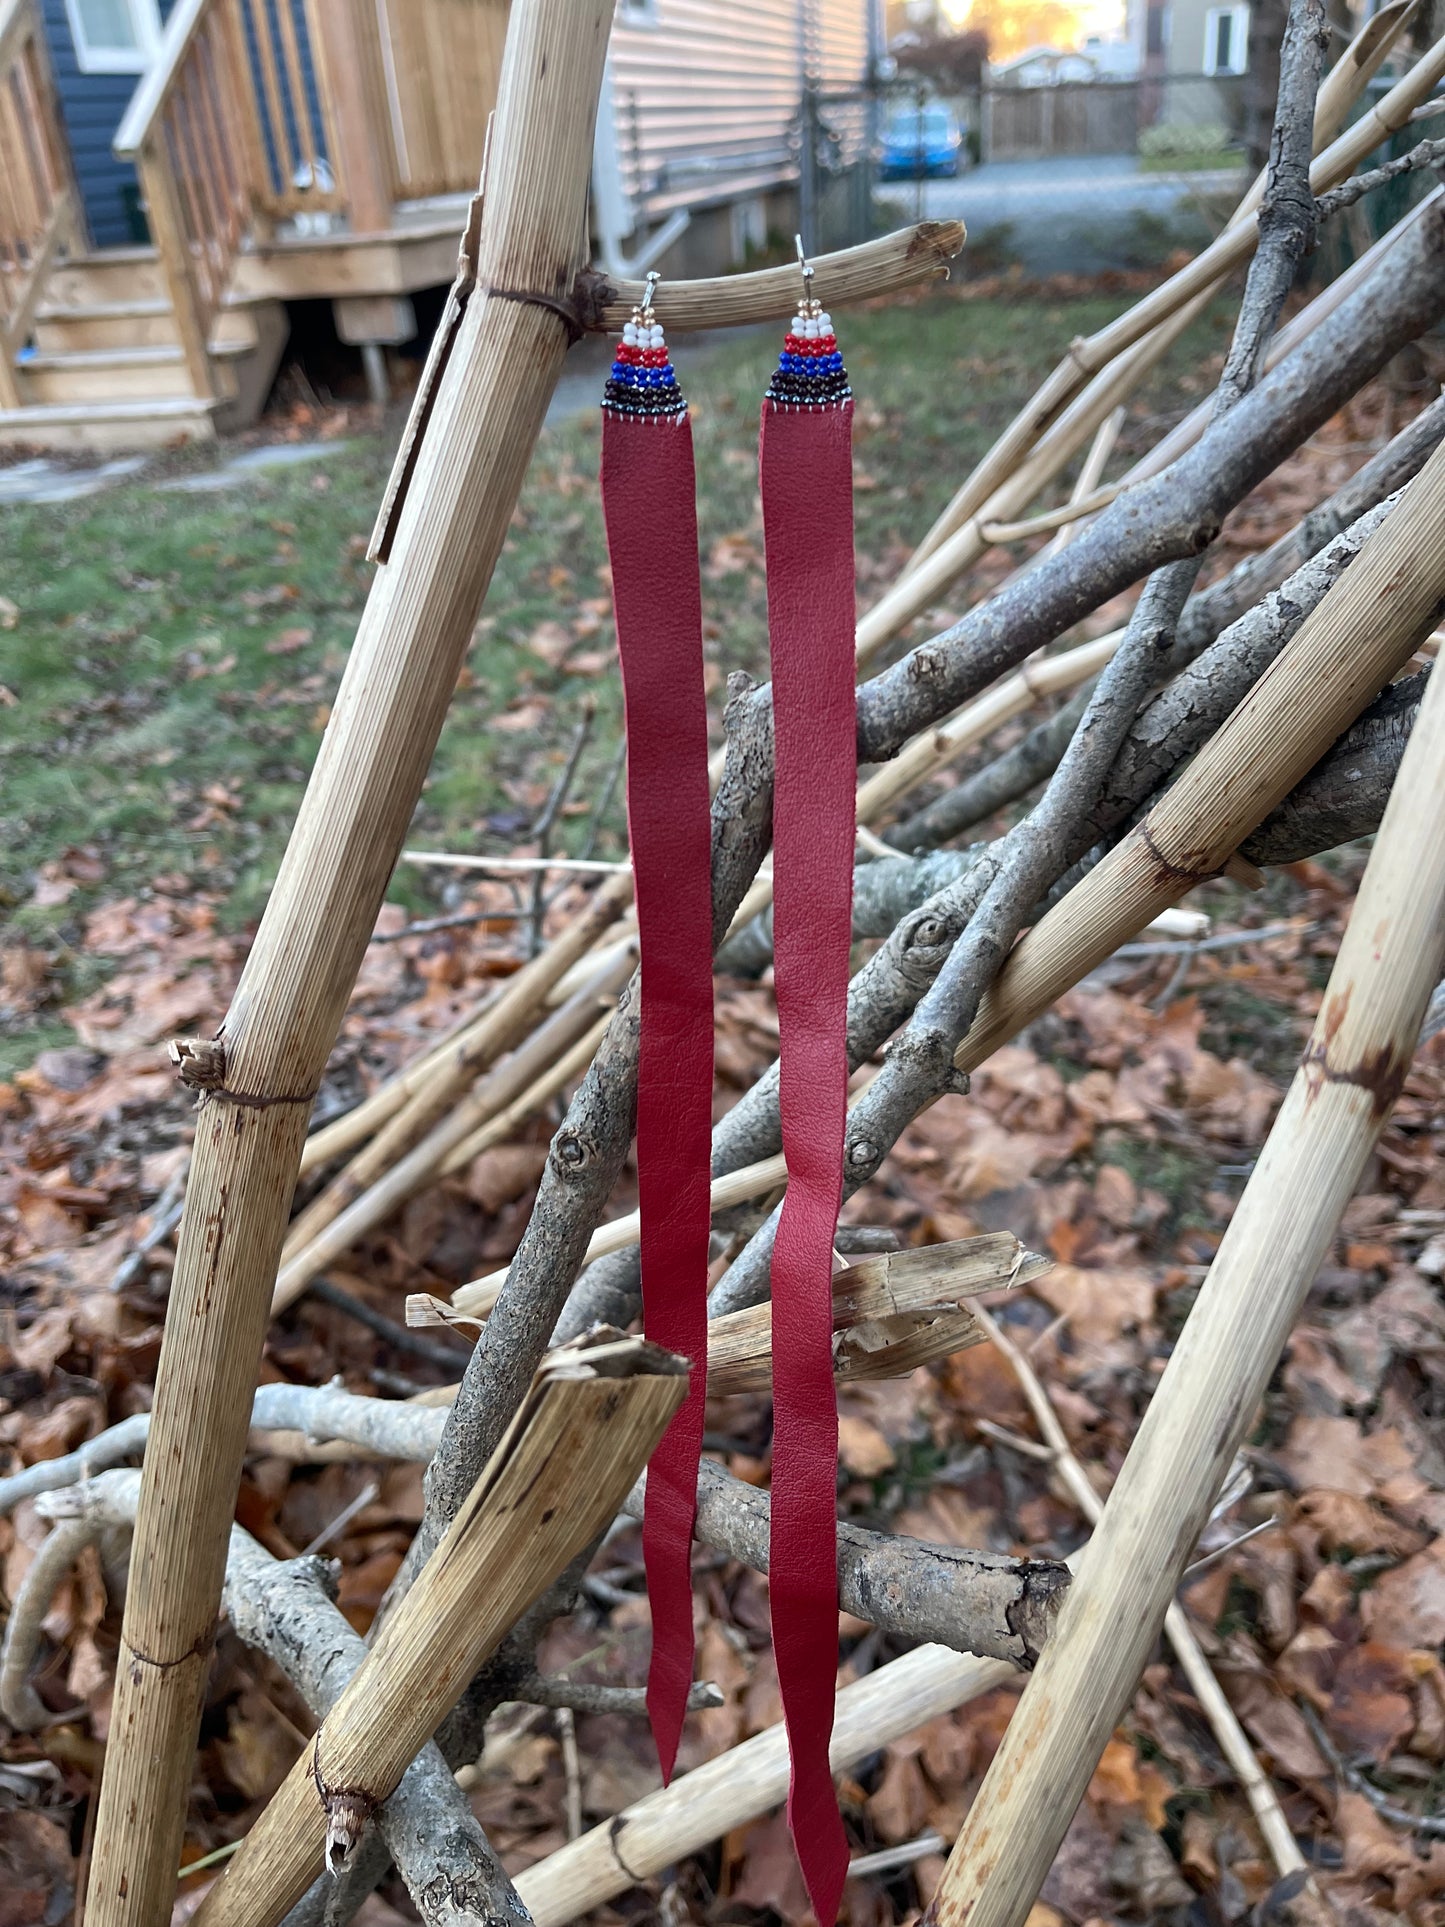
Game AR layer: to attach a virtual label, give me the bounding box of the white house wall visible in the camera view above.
[604,0,869,222]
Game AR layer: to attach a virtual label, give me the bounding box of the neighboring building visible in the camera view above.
[594,0,876,278]
[1079,29,1140,76]
[0,0,873,450]
[1133,0,1250,76]
[1125,0,1249,127]
[989,44,1106,84]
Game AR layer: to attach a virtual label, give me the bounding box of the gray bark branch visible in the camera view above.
[624,1461,1068,1667]
[890,385,1445,852]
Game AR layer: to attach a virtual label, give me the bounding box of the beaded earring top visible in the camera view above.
[602,290,688,423]
[764,295,851,412]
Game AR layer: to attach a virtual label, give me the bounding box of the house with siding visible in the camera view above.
[0,0,872,450]
[1126,0,1251,130]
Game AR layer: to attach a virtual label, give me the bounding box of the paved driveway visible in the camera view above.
[893,153,1246,276]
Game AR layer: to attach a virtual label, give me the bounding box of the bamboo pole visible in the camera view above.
[191,1336,686,1927]
[514,1641,1016,1927]
[1047,407,1125,555]
[972,1307,1310,1888]
[298,990,501,1178]
[596,221,963,330]
[904,2,1421,572]
[438,1008,612,1175]
[447,434,1445,1313]
[926,495,1445,1927]
[81,4,620,1918]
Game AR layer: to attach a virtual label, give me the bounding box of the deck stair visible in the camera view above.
[1,248,288,453]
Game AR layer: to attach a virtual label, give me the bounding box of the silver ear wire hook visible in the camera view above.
[642,268,661,320]
[794,233,816,313]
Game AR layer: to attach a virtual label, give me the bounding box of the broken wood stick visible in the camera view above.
[420,1231,1047,1387]
[595,219,963,330]
[691,1232,1046,1395]
[83,3,624,1916]
[191,1334,686,1927]
[926,463,1445,1927]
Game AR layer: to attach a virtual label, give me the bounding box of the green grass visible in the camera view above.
[0,283,1236,1070]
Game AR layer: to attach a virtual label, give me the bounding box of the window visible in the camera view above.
[64,0,163,74]
[1203,4,1249,75]
[1145,3,1168,57]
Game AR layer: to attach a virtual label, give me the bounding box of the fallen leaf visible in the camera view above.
[1360,1537,1445,1649]
[837,1414,895,1478]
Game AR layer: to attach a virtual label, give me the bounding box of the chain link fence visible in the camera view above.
[793,70,1436,278]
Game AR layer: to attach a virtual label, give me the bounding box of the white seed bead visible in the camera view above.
[818,312,832,331]
[649,325,664,346]
[791,314,806,333]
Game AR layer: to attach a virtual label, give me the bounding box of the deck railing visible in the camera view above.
[0,0,74,406]
[114,0,505,400]
[115,0,354,397]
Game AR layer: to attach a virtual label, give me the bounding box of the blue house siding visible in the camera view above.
[40,0,177,250]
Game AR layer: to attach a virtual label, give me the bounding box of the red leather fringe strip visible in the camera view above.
[759,394,857,1923]
[601,407,715,1781]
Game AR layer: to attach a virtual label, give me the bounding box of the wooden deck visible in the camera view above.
[0,0,504,448]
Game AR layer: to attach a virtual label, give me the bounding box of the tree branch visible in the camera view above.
[624,1461,1068,1667]
[891,385,1445,852]
[1315,135,1445,218]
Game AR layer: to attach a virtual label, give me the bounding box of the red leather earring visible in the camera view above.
[758,241,857,1923]
[599,273,714,1784]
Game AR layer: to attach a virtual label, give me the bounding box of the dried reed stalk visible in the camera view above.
[284,870,634,1251]
[448,433,1445,1311]
[600,221,963,329]
[298,992,499,1177]
[82,4,623,1916]
[438,1009,612,1176]
[192,1335,686,1927]
[272,945,635,1312]
[514,1641,1017,1927]
[972,1306,1310,1888]
[927,492,1445,1927]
